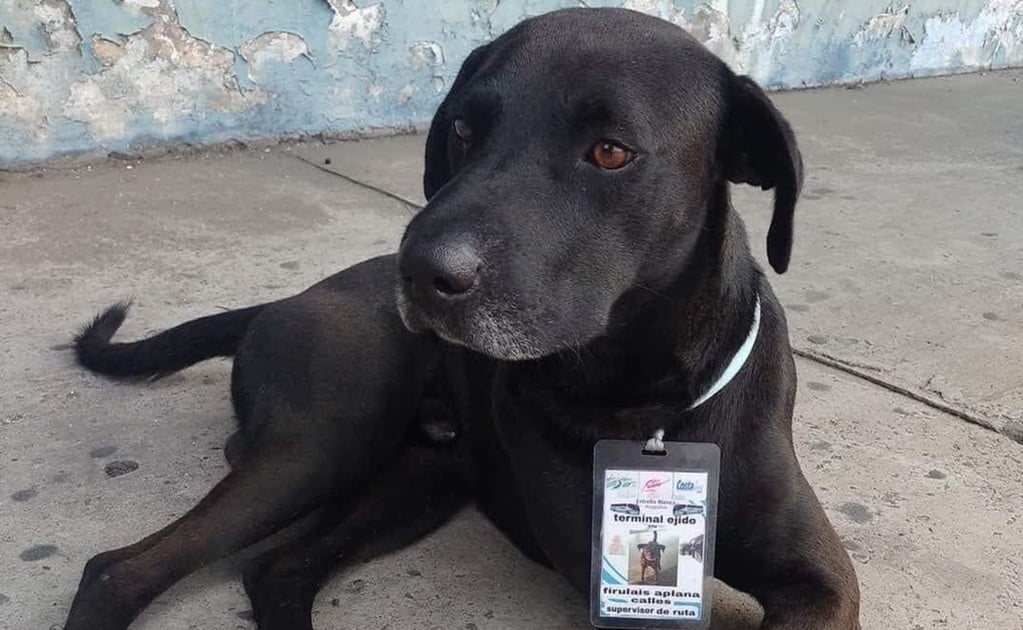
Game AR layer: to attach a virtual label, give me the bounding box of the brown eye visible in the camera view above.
[453,119,472,147]
[589,140,634,170]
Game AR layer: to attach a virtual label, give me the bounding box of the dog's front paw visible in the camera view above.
[64,552,147,630]
[242,557,318,630]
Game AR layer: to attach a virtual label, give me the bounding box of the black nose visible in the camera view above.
[400,240,481,303]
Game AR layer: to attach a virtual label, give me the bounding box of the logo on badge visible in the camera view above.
[673,474,706,498]
[601,474,634,499]
[606,475,637,491]
[639,475,673,500]
[642,478,668,492]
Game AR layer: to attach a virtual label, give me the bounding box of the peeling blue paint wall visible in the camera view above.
[1,0,1021,164]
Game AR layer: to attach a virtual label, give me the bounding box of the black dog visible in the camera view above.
[64,8,859,630]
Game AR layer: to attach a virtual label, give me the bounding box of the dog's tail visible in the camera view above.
[74,301,266,379]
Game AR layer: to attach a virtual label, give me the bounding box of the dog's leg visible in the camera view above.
[719,489,861,630]
[243,441,472,630]
[743,572,860,630]
[64,436,382,630]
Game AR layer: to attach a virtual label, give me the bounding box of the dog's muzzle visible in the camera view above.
[396,235,485,343]
[398,237,481,311]
[395,239,549,361]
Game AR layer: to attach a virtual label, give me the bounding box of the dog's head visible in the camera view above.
[397,8,801,360]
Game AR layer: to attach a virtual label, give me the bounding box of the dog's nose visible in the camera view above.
[400,240,481,302]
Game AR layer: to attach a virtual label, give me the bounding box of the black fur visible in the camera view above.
[75,301,266,379]
[64,8,859,630]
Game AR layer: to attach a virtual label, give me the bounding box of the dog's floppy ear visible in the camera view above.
[423,43,492,201]
[720,74,803,274]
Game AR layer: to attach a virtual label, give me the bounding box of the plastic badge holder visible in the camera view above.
[590,440,720,629]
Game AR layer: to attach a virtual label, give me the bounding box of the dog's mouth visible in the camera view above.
[396,285,551,361]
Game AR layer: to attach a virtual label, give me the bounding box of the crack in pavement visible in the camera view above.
[793,347,1003,436]
[290,152,419,212]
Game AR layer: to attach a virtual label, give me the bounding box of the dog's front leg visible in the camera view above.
[744,575,860,630]
[63,433,380,630]
[243,438,473,630]
[717,483,861,630]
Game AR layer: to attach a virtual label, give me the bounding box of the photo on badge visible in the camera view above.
[629,528,678,586]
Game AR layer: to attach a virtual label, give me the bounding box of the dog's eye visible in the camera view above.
[589,140,634,170]
[453,119,472,148]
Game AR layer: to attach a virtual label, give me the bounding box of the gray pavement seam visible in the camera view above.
[793,347,1004,436]
[290,152,420,210]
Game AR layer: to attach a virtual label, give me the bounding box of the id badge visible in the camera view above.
[590,440,720,629]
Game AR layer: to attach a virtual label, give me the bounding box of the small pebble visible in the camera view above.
[407,568,422,577]
[2,414,25,425]
[926,469,947,480]
[345,579,365,594]
[331,598,340,607]
[105,460,139,478]
[324,158,332,165]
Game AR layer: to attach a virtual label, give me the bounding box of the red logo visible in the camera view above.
[642,478,669,493]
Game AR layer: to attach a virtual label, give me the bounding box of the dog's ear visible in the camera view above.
[719,74,803,274]
[423,43,492,201]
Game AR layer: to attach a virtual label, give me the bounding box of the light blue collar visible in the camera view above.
[646,296,761,450]
[645,296,763,453]
[687,295,761,410]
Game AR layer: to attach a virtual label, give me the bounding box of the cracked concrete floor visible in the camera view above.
[1,70,1021,630]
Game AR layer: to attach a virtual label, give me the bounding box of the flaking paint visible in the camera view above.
[0,0,1021,164]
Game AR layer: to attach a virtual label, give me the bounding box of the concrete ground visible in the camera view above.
[1,69,1021,630]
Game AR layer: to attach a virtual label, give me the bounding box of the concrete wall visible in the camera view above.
[1,0,1021,164]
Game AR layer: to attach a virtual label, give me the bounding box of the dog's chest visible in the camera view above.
[485,369,619,591]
